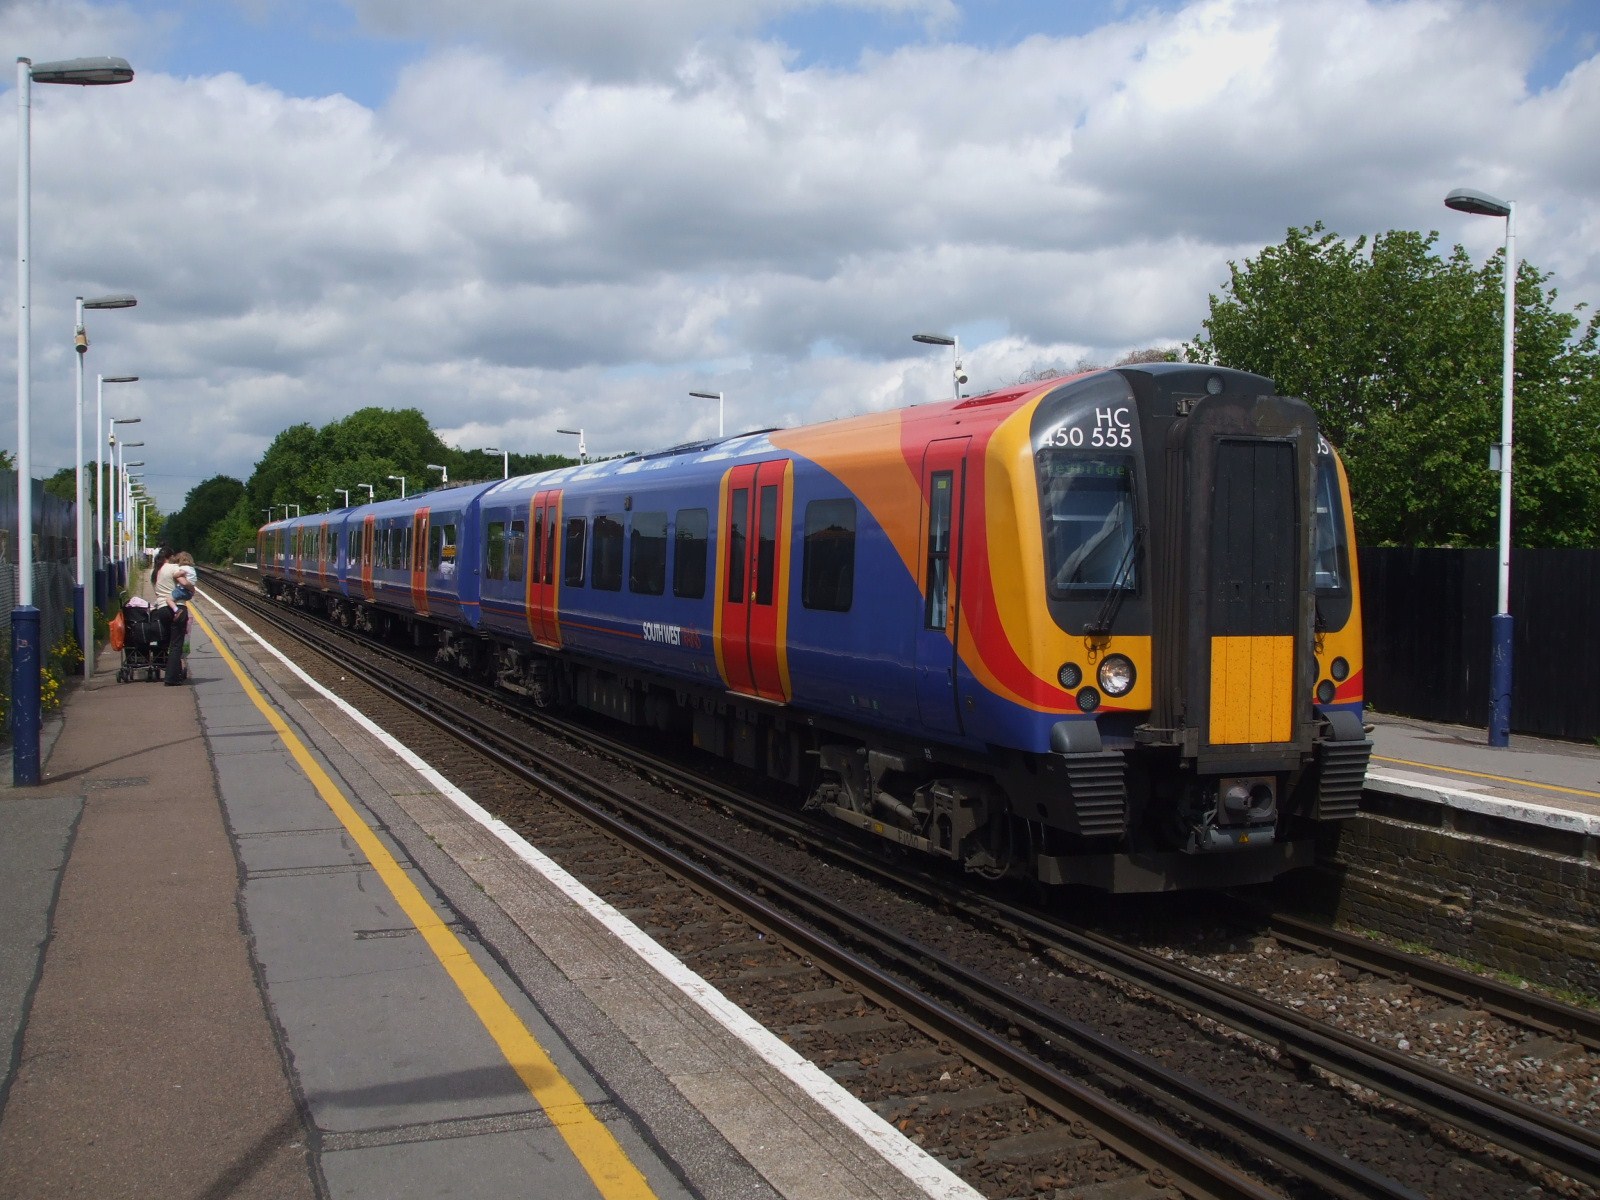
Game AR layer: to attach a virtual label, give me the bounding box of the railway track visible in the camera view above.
[203,571,1600,1199]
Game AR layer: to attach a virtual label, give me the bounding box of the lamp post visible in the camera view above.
[1445,186,1517,748]
[288,504,300,517]
[336,488,350,507]
[359,484,374,502]
[689,390,725,438]
[14,56,134,784]
[913,332,966,401]
[556,428,586,463]
[425,463,448,487]
[483,447,509,479]
[114,442,142,574]
[386,474,406,499]
[72,294,135,677]
[102,401,138,575]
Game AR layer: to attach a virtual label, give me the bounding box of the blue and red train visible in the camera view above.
[259,362,1371,891]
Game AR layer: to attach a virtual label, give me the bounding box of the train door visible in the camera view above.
[410,507,431,617]
[915,437,970,734]
[526,489,562,647]
[715,460,792,702]
[360,515,375,602]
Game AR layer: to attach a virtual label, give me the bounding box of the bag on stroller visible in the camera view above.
[116,598,169,683]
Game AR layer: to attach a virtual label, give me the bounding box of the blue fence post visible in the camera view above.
[11,605,41,786]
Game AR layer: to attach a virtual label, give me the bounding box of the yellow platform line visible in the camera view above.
[1374,755,1600,802]
[190,604,659,1200]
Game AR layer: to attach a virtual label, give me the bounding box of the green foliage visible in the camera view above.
[162,475,244,557]
[43,466,76,504]
[1188,223,1600,547]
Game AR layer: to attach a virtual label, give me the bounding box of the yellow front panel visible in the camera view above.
[1209,636,1294,744]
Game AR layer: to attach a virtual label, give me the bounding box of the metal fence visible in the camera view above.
[1359,546,1600,743]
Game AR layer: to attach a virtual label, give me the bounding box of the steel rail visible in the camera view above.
[1264,912,1600,1050]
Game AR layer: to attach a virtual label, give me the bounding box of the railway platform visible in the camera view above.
[1365,709,1600,831]
[0,586,976,1200]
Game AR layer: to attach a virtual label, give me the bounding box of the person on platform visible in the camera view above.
[154,552,191,685]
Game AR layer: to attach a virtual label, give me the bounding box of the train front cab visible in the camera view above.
[1024,366,1371,891]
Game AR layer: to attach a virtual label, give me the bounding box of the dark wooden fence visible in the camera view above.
[1358,547,1600,742]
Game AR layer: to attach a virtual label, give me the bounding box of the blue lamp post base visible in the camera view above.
[11,605,41,786]
[1488,612,1513,748]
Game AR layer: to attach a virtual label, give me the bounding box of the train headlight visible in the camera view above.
[1097,654,1135,697]
[1331,656,1349,682]
[1316,679,1336,704]
[1076,687,1101,712]
[1058,662,1082,689]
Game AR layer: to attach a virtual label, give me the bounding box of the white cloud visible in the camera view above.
[0,0,1594,513]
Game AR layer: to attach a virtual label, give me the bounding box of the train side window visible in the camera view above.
[673,508,708,599]
[349,527,362,568]
[530,511,543,583]
[508,519,527,582]
[592,514,624,591]
[486,521,506,580]
[802,499,855,612]
[755,486,778,605]
[430,522,456,575]
[726,488,748,603]
[563,518,587,587]
[1313,450,1349,595]
[924,473,952,628]
[629,511,667,595]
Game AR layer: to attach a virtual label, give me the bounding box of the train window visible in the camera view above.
[802,499,855,613]
[924,473,953,628]
[673,508,708,599]
[755,486,778,605]
[726,488,748,602]
[593,514,624,591]
[530,511,543,583]
[541,513,556,583]
[486,521,506,580]
[563,518,587,586]
[508,520,526,582]
[1038,453,1138,596]
[1313,451,1349,594]
[629,512,667,595]
[429,522,456,573]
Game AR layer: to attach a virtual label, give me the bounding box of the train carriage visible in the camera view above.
[259,362,1371,892]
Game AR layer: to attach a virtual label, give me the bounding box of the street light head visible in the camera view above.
[689,391,721,400]
[556,428,581,436]
[29,56,135,86]
[112,415,141,423]
[103,375,138,383]
[83,293,137,310]
[913,333,956,346]
[1445,187,1512,218]
[483,446,502,453]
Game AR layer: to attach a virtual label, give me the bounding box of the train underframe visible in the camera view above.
[276,583,1368,893]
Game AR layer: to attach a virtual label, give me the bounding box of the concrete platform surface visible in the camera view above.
[0,586,979,1200]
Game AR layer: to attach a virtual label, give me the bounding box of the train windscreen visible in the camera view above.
[1038,453,1138,597]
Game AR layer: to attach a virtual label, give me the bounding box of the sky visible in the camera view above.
[2,0,1598,514]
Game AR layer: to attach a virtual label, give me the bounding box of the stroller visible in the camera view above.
[116,597,171,683]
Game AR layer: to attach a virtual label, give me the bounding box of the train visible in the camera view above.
[258,363,1371,892]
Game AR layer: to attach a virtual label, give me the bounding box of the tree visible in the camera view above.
[165,476,245,557]
[1187,223,1600,547]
